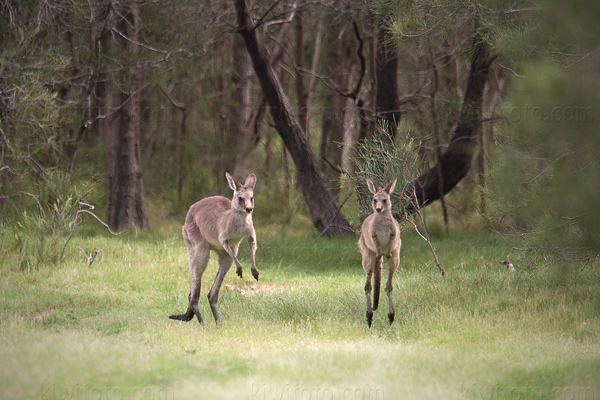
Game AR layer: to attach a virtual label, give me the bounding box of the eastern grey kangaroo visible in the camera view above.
[358,177,401,327]
[169,172,258,325]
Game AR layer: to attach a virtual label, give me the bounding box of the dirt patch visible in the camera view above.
[29,308,53,323]
[225,282,277,296]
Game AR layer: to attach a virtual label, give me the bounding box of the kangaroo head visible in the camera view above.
[226,172,256,214]
[366,177,397,215]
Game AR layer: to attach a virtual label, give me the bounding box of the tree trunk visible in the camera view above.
[228,35,252,174]
[320,28,347,189]
[428,45,450,232]
[107,4,149,230]
[233,0,353,236]
[295,10,309,137]
[375,26,401,142]
[403,35,494,214]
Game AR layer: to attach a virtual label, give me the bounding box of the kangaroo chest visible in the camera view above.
[362,214,398,254]
[215,212,253,245]
[372,219,395,246]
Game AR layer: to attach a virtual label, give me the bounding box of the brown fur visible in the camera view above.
[358,177,401,327]
[169,172,258,325]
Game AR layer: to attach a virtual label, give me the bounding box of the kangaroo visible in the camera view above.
[169,172,258,325]
[358,177,401,327]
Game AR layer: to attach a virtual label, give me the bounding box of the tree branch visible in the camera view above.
[403,33,495,214]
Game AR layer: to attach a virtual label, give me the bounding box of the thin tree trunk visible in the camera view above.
[233,0,353,236]
[107,4,148,230]
[229,35,252,175]
[320,28,346,188]
[295,10,309,137]
[403,34,494,214]
[159,85,187,204]
[375,26,401,142]
[428,46,449,232]
[479,68,505,216]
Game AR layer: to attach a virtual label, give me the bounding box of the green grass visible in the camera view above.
[1,224,599,400]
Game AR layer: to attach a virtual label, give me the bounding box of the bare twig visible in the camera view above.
[78,245,103,267]
[403,184,445,277]
[0,191,45,218]
[61,200,122,262]
[317,192,356,239]
[321,157,346,175]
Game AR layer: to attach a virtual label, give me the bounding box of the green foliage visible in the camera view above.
[0,12,72,169]
[487,0,600,259]
[350,127,421,220]
[1,3,83,264]
[1,171,97,269]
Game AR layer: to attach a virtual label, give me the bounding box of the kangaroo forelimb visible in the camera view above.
[222,238,244,278]
[248,236,259,281]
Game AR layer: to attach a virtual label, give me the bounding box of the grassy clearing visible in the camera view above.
[1,224,599,400]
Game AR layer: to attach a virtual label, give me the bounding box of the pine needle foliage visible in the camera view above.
[350,126,421,221]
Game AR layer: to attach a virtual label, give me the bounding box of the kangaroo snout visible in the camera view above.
[245,206,253,214]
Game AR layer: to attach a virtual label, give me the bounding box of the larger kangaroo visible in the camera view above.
[358,177,401,327]
[169,172,258,325]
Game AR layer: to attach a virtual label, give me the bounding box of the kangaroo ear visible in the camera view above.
[225,172,241,191]
[384,178,397,194]
[366,178,379,194]
[244,173,256,189]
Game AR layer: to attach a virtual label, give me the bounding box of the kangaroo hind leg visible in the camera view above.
[362,250,377,328]
[170,229,210,324]
[207,252,233,325]
[385,254,399,325]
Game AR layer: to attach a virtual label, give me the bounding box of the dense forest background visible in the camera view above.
[2,0,599,267]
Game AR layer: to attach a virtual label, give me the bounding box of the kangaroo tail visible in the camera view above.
[373,257,382,311]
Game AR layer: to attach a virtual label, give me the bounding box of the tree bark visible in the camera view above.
[295,10,309,137]
[233,0,353,236]
[375,26,401,142]
[320,27,347,189]
[107,4,149,230]
[403,35,494,214]
[228,35,252,175]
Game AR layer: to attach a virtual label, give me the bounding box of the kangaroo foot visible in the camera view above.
[388,312,395,325]
[366,310,374,328]
[169,312,193,322]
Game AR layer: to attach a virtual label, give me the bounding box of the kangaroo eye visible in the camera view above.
[382,199,387,205]
[238,197,244,203]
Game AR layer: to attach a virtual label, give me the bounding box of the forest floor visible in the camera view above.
[1,223,600,400]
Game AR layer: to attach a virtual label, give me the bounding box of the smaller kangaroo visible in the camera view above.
[169,172,258,325]
[358,177,401,327]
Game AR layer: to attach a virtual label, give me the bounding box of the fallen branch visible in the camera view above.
[61,200,122,262]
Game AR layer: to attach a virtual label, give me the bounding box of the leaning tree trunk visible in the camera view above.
[107,4,149,230]
[233,0,353,236]
[403,34,494,214]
